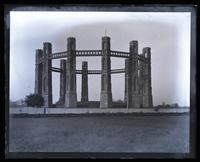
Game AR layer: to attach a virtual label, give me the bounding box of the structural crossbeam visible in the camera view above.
[110,50,129,58]
[49,50,148,64]
[76,50,102,57]
[76,69,125,74]
[52,67,62,73]
[111,69,126,73]
[50,51,68,59]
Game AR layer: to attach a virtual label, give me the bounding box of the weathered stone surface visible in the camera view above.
[81,61,88,102]
[129,41,140,108]
[142,47,153,107]
[100,36,112,108]
[124,59,128,103]
[138,57,144,108]
[65,37,77,107]
[34,49,43,96]
[42,42,52,107]
[58,59,67,106]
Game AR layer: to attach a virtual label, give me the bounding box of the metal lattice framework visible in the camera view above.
[49,50,147,74]
[46,49,148,75]
[52,68,126,74]
[48,50,148,60]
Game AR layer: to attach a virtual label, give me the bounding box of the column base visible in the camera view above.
[142,95,153,108]
[81,97,89,103]
[65,91,77,108]
[130,94,140,108]
[42,94,52,108]
[100,92,112,108]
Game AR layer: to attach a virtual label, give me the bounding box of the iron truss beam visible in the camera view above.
[76,50,102,57]
[52,68,125,74]
[76,69,125,75]
[110,50,129,58]
[52,67,62,73]
[47,50,148,64]
[50,51,68,59]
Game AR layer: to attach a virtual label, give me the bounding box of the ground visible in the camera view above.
[9,113,189,153]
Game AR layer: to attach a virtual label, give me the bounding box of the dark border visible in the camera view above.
[4,4,197,159]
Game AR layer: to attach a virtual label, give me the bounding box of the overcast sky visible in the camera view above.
[10,11,191,106]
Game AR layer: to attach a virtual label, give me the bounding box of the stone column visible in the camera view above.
[34,49,43,96]
[129,41,140,108]
[124,58,129,103]
[138,59,144,108]
[100,36,112,108]
[81,61,88,103]
[65,37,77,107]
[42,42,52,107]
[142,47,153,107]
[58,59,66,106]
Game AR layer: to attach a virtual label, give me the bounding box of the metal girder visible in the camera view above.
[50,51,68,59]
[52,67,62,73]
[110,50,129,58]
[76,69,125,75]
[76,50,102,57]
[48,50,149,64]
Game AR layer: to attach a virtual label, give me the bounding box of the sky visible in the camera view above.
[10,11,191,106]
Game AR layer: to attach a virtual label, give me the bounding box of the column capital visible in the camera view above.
[35,49,43,63]
[67,37,76,41]
[102,36,110,41]
[142,47,151,53]
[129,40,138,55]
[130,40,138,47]
[43,42,52,47]
[142,47,151,59]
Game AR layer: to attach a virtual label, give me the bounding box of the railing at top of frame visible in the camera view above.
[38,50,149,64]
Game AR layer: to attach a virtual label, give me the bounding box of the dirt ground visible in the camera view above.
[9,113,189,153]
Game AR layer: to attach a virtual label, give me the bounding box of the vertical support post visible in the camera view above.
[81,61,88,103]
[129,40,140,108]
[124,58,129,103]
[100,36,112,108]
[42,42,52,107]
[58,59,66,106]
[65,37,77,107]
[138,59,144,108]
[34,49,43,96]
[142,47,153,107]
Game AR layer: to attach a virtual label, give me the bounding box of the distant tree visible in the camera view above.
[165,104,171,108]
[25,94,44,107]
[174,103,179,107]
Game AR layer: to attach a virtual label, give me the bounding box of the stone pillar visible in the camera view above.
[124,58,129,103]
[142,47,153,107]
[34,49,43,96]
[42,42,52,107]
[129,41,140,108]
[81,61,88,103]
[58,59,66,106]
[138,60,144,108]
[100,36,112,108]
[65,37,77,107]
